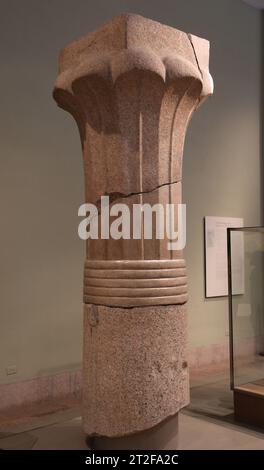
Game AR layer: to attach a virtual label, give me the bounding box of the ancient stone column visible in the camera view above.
[53,13,213,448]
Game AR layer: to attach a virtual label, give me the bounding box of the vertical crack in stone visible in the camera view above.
[89,305,99,336]
[187,33,203,80]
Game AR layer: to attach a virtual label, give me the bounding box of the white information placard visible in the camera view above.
[205,216,244,297]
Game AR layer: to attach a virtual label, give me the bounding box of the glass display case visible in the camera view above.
[228,227,264,427]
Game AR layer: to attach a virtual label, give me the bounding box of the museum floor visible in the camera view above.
[1,371,264,450]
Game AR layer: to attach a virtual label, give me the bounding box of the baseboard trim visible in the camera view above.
[0,369,82,412]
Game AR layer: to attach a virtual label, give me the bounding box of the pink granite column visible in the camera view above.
[53,13,213,448]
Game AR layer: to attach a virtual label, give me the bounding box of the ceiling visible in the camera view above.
[242,0,264,8]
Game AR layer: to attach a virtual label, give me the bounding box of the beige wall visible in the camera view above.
[0,0,262,384]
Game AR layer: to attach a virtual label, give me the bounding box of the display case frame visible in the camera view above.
[227,226,264,427]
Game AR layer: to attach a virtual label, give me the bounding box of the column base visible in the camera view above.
[83,303,188,438]
[87,414,179,450]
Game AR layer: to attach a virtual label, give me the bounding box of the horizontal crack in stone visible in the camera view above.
[99,179,181,206]
[86,179,181,221]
